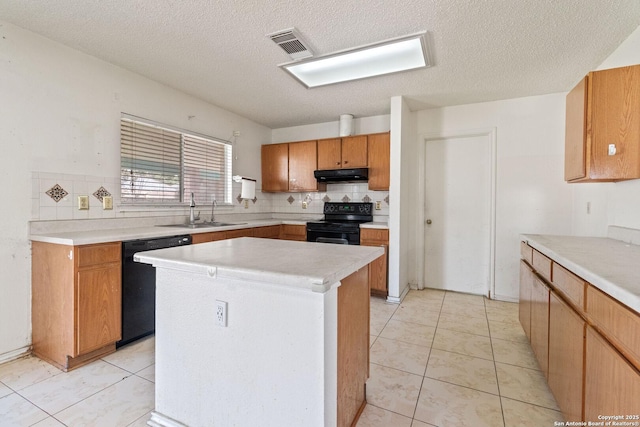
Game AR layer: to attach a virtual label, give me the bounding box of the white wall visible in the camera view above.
[271,115,390,143]
[415,93,573,300]
[0,21,270,361]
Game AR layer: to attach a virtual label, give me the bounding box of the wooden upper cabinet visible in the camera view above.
[566,64,640,182]
[341,135,368,168]
[367,132,390,190]
[317,136,368,169]
[288,140,320,191]
[261,143,289,192]
[317,138,342,169]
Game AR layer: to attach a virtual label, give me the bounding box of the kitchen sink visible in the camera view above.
[156,222,246,229]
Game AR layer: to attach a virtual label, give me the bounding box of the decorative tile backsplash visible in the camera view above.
[31,173,389,221]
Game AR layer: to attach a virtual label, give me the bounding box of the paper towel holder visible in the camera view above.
[233,175,257,200]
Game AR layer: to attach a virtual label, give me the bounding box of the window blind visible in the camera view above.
[120,117,232,205]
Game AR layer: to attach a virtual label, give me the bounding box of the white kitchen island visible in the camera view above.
[135,237,384,427]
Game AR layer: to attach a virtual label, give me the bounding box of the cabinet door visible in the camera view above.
[367,133,390,190]
[519,260,533,340]
[590,65,640,180]
[317,138,342,169]
[530,276,549,377]
[225,228,253,239]
[252,225,281,239]
[76,263,121,355]
[280,224,306,241]
[289,140,318,191]
[584,326,640,420]
[565,76,588,181]
[341,135,368,168]
[191,231,226,244]
[261,143,289,192]
[367,247,387,296]
[548,291,585,421]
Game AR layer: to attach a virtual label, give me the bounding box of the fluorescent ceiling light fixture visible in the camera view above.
[281,32,429,88]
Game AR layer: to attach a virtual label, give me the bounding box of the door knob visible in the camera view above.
[426,219,432,225]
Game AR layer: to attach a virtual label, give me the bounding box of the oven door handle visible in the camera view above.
[316,237,350,245]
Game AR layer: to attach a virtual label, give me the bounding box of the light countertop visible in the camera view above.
[135,237,384,293]
[523,234,640,313]
[360,222,389,229]
[30,218,387,245]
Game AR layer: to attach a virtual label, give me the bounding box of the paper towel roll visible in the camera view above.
[241,178,256,200]
[339,114,354,137]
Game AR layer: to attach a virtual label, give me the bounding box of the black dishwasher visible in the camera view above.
[117,234,192,348]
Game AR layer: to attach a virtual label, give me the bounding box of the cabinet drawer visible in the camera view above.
[587,285,640,369]
[360,228,388,244]
[76,243,120,268]
[532,250,552,282]
[552,263,586,312]
[520,241,533,265]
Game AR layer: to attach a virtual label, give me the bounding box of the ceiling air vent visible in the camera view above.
[267,28,313,60]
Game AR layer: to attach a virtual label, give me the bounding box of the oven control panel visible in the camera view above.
[323,202,373,215]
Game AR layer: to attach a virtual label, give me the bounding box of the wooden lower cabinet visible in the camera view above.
[360,228,389,297]
[32,241,121,371]
[548,291,585,421]
[519,260,533,339]
[252,225,281,239]
[280,224,306,241]
[337,266,369,427]
[584,326,640,420]
[530,276,550,378]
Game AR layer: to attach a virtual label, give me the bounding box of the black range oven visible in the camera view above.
[306,202,373,245]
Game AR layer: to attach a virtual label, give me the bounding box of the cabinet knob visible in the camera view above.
[336,162,340,165]
[426,219,432,225]
[344,160,348,164]
[608,144,617,156]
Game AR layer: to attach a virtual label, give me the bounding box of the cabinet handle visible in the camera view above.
[608,144,617,156]
[344,160,348,164]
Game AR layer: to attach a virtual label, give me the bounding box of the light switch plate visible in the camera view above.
[102,196,113,210]
[78,195,89,210]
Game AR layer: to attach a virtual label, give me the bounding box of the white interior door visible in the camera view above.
[423,134,492,295]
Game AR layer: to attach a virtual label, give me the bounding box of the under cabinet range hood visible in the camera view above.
[314,168,368,182]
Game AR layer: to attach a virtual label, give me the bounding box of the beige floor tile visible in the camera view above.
[127,411,153,427]
[443,291,487,306]
[31,417,67,427]
[136,364,155,383]
[0,356,62,391]
[55,375,154,427]
[414,378,503,427]
[370,315,390,336]
[502,397,563,427]
[496,362,559,410]
[492,337,540,370]
[370,335,377,348]
[432,328,493,360]
[411,420,437,427]
[425,349,498,394]
[356,404,413,427]
[0,382,11,398]
[380,320,436,347]
[19,360,130,414]
[370,298,399,318]
[366,364,423,418]
[440,300,487,319]
[370,337,430,375]
[437,311,490,337]
[485,298,519,311]
[102,335,155,373]
[405,289,445,302]
[391,304,440,327]
[489,319,529,343]
[0,392,49,426]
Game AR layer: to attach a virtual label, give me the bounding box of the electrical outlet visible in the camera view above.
[103,196,113,210]
[244,199,249,209]
[302,201,308,209]
[375,201,382,210]
[216,300,228,327]
[78,195,89,210]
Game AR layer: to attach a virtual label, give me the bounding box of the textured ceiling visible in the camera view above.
[1,1,639,129]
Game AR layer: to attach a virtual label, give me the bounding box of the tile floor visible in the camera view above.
[0,289,561,426]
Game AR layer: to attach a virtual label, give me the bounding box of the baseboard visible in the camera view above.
[147,411,188,427]
[0,345,31,365]
[492,293,519,303]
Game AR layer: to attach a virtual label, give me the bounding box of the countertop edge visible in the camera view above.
[522,234,640,314]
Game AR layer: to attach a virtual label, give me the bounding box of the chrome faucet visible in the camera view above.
[189,193,200,225]
[210,198,217,223]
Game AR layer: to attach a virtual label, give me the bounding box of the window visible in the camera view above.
[120,115,232,206]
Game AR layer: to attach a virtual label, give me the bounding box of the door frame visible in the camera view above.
[416,127,497,298]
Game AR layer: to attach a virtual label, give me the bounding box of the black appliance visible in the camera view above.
[306,202,373,245]
[314,167,368,183]
[118,234,192,348]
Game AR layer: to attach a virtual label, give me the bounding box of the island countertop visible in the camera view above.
[135,237,384,293]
